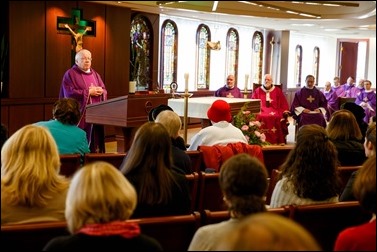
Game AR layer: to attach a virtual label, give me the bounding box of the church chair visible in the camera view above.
[196,172,227,213]
[1,221,69,251]
[83,152,126,169]
[265,169,282,205]
[252,83,283,93]
[287,201,372,251]
[185,150,204,172]
[128,211,201,251]
[59,154,82,177]
[185,172,199,212]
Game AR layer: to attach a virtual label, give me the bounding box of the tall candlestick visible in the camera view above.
[184,72,189,92]
[244,74,249,91]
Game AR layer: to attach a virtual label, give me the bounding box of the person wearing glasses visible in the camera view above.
[59,49,107,153]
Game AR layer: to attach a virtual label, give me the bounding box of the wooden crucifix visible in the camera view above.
[57,9,96,64]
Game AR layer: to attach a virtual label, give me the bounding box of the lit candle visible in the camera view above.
[184,72,189,92]
[245,74,249,90]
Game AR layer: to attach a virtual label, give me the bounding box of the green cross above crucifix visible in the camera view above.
[57,9,96,64]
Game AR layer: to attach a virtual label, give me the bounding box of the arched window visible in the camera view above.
[313,46,320,85]
[196,24,210,90]
[226,28,239,85]
[252,31,263,84]
[130,15,152,90]
[160,19,178,92]
[294,45,303,87]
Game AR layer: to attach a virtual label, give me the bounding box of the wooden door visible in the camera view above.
[338,41,358,84]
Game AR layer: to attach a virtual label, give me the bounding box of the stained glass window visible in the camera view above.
[196,24,210,90]
[160,20,178,93]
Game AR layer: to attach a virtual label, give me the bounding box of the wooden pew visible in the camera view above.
[202,207,290,226]
[265,169,282,205]
[59,154,82,177]
[196,172,227,212]
[1,221,69,251]
[185,150,204,173]
[287,201,372,251]
[261,145,293,177]
[129,212,201,251]
[83,153,126,169]
[186,172,199,212]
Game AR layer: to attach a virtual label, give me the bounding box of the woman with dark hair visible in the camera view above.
[34,97,89,156]
[270,124,341,208]
[119,122,191,218]
[188,154,268,251]
[327,109,367,166]
[340,122,376,201]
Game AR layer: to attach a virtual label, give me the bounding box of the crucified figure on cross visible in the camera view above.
[65,24,90,52]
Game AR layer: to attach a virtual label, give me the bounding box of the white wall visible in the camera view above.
[160,15,376,91]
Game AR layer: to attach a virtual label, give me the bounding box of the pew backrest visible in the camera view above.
[128,212,201,251]
[185,150,204,173]
[59,154,82,177]
[1,221,69,251]
[288,201,372,251]
[83,153,126,169]
[185,172,199,212]
[197,172,227,212]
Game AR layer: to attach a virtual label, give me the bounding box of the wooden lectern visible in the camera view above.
[86,93,171,153]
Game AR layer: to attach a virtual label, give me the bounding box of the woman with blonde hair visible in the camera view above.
[1,125,69,224]
[155,110,192,174]
[43,161,162,250]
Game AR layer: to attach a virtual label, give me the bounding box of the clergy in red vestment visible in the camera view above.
[59,49,108,153]
[250,74,290,145]
[290,74,328,129]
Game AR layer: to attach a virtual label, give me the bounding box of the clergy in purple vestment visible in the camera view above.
[214,74,243,98]
[290,74,328,128]
[250,74,290,145]
[59,49,108,153]
[340,76,358,98]
[355,80,376,124]
[322,81,339,121]
[332,76,344,97]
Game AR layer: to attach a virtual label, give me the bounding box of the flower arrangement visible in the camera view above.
[233,102,270,146]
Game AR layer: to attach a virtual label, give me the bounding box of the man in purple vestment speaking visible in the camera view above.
[290,74,327,129]
[251,74,290,145]
[214,74,243,98]
[59,49,108,153]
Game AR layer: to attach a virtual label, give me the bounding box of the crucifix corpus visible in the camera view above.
[57,9,96,63]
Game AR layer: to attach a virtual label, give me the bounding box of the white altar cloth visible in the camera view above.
[168,97,260,119]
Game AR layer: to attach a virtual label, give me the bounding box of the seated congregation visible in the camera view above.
[2,82,376,251]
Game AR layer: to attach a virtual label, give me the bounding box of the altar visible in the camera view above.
[168,97,261,121]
